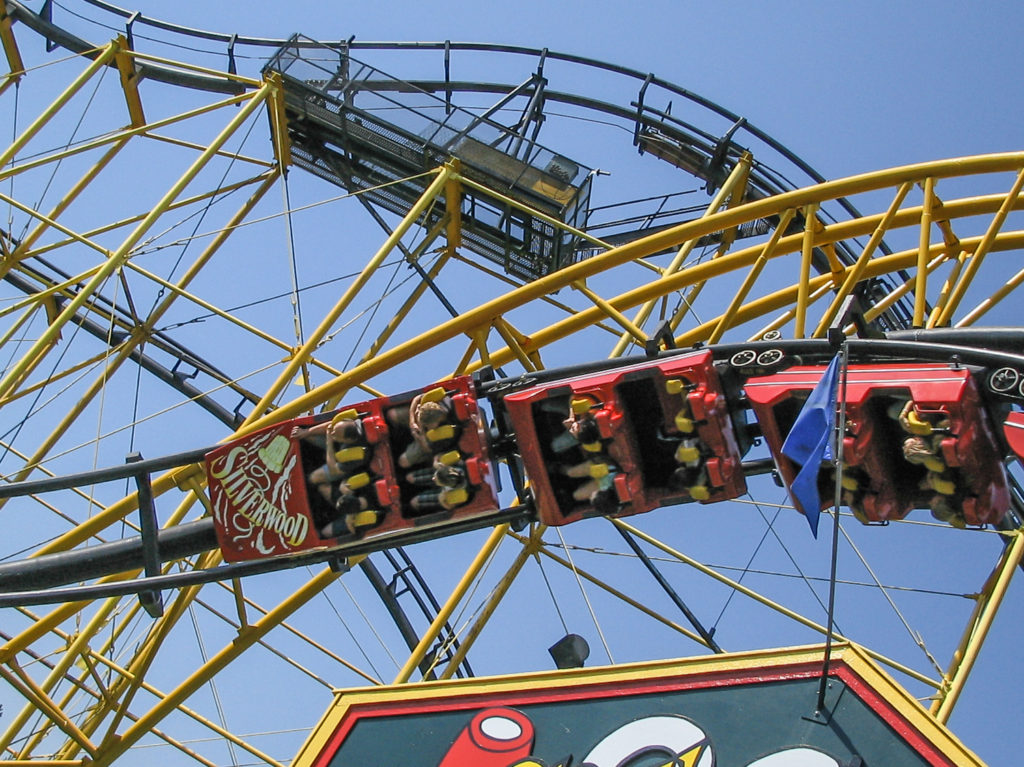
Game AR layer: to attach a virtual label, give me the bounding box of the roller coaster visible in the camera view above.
[0,2,1023,765]
[2,329,1022,605]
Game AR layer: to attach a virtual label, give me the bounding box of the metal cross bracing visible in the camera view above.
[0,4,1022,765]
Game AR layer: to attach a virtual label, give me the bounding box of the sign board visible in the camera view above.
[293,644,982,767]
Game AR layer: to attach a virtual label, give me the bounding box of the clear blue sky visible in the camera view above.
[2,1,1023,765]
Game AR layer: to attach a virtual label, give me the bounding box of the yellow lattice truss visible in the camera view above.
[0,33,1021,767]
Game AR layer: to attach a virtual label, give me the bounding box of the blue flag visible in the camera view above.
[781,355,840,537]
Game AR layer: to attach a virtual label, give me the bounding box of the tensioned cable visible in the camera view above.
[553,527,614,664]
[730,497,1007,534]
[448,250,622,339]
[339,208,437,372]
[5,80,17,245]
[132,595,331,756]
[140,118,263,293]
[307,569,386,681]
[321,263,424,347]
[838,521,945,677]
[557,536,977,599]
[153,257,405,331]
[0,335,130,468]
[338,578,395,675]
[133,171,439,258]
[89,267,121,516]
[279,171,306,352]
[18,56,108,243]
[200,583,377,687]
[0,272,110,473]
[535,551,570,635]
[0,358,280,477]
[712,490,835,635]
[187,603,241,766]
[125,99,262,460]
[418,534,505,680]
[709,495,783,632]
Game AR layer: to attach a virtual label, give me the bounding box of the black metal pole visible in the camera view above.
[817,340,848,712]
[615,524,722,653]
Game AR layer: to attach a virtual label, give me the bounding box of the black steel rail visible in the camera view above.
[0,332,1021,603]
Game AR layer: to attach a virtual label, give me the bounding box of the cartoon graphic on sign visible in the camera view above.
[437,709,849,767]
[439,708,535,766]
[580,715,713,767]
[745,748,842,766]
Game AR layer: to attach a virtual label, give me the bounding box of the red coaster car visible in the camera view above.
[745,362,1010,527]
[207,375,500,562]
[502,350,746,526]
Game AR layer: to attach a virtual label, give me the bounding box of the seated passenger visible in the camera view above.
[552,399,623,513]
[407,455,471,515]
[563,459,617,504]
[551,403,604,462]
[901,434,946,471]
[409,484,472,515]
[319,480,381,539]
[928,494,966,528]
[292,419,368,504]
[405,454,468,489]
[893,399,951,435]
[390,392,460,469]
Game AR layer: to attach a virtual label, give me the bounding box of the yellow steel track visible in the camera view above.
[0,31,1022,767]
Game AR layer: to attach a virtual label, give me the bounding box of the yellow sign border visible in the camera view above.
[293,643,983,766]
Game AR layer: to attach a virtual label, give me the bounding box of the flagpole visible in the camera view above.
[817,338,849,714]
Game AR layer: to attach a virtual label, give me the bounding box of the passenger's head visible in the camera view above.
[590,488,619,515]
[418,401,449,430]
[336,420,362,443]
[434,465,466,488]
[574,418,601,445]
[335,491,362,515]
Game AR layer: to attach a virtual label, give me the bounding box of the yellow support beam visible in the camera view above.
[87,567,343,767]
[814,183,911,337]
[932,530,1024,723]
[610,153,752,357]
[21,171,273,262]
[492,317,543,371]
[393,524,508,684]
[1,596,122,756]
[5,493,204,758]
[0,89,257,185]
[1,661,97,760]
[573,278,648,345]
[243,164,454,425]
[0,79,274,405]
[351,218,452,369]
[709,207,796,344]
[0,42,119,170]
[260,163,1024,432]
[914,177,935,326]
[957,260,1024,326]
[439,525,547,679]
[668,158,752,336]
[113,36,145,128]
[0,148,278,505]
[794,202,818,338]
[265,71,291,171]
[1,138,131,281]
[936,163,1024,326]
[445,158,463,253]
[0,4,25,87]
